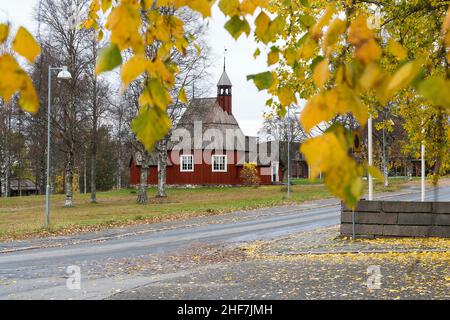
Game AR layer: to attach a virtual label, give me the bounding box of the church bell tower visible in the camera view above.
[217,56,232,115]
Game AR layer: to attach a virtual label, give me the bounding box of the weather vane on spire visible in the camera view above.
[224,46,228,72]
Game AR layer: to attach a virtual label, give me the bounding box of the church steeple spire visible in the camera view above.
[224,47,227,72]
[217,48,232,114]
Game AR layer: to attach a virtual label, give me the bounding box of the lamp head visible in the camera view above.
[57,66,72,80]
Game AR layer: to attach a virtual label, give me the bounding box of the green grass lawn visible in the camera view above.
[0,178,414,240]
[289,178,324,185]
[0,185,332,239]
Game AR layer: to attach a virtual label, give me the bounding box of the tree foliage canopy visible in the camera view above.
[1,0,449,207]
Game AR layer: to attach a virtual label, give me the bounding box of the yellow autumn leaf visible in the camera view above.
[310,5,335,40]
[0,24,9,44]
[267,50,279,66]
[278,87,296,106]
[145,77,172,110]
[282,48,296,66]
[301,85,368,133]
[387,39,407,60]
[218,0,240,16]
[360,63,382,90]
[12,27,41,63]
[253,48,261,59]
[247,71,275,91]
[367,165,383,180]
[101,0,112,12]
[442,6,450,34]
[132,105,171,152]
[334,85,368,126]
[121,55,148,90]
[313,59,329,89]
[349,15,381,65]
[147,59,175,86]
[0,54,39,113]
[297,37,317,60]
[0,54,22,99]
[19,75,40,114]
[96,44,123,74]
[186,0,214,17]
[300,129,363,207]
[386,60,421,98]
[323,18,346,53]
[89,0,100,14]
[254,11,271,43]
[418,76,450,108]
[355,38,381,65]
[84,0,100,29]
[348,15,374,45]
[300,92,334,132]
[240,0,257,15]
[178,87,188,104]
[106,2,144,53]
[301,132,345,177]
[325,164,362,208]
[98,29,104,41]
[225,16,251,39]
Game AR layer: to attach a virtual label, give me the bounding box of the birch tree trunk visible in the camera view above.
[157,140,168,198]
[4,108,11,197]
[382,127,389,187]
[64,155,73,207]
[407,160,413,180]
[116,112,123,190]
[383,152,389,187]
[65,150,74,207]
[90,144,97,202]
[137,165,148,204]
[117,154,122,190]
[90,35,99,204]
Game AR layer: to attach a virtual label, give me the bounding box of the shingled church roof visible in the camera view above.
[175,97,246,150]
[178,98,238,127]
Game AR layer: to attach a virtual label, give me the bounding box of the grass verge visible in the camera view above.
[0,178,415,240]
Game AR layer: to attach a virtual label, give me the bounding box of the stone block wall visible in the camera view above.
[341,201,450,238]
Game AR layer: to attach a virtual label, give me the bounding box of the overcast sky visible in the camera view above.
[0,1,270,136]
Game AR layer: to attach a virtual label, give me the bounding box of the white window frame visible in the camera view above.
[180,155,194,172]
[271,161,279,182]
[212,155,227,172]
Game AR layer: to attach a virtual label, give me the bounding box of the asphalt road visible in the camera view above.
[0,185,449,300]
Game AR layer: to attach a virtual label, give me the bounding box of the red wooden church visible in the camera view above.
[129,67,284,186]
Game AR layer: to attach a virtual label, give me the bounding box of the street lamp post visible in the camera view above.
[287,105,291,198]
[286,106,301,199]
[421,118,426,202]
[45,66,72,227]
[368,116,373,200]
[419,105,426,202]
[421,141,425,202]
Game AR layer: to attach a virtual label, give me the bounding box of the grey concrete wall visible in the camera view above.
[341,201,450,238]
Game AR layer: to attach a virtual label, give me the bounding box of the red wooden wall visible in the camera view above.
[129,151,280,186]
